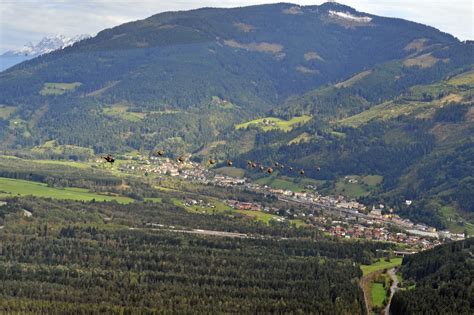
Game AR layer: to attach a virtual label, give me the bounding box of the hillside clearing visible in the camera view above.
[40,82,81,95]
[0,105,16,119]
[103,104,146,121]
[361,258,403,276]
[236,115,311,132]
[289,132,312,144]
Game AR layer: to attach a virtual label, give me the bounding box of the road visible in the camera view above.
[384,268,399,315]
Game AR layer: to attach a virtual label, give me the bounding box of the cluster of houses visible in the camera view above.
[212,175,246,186]
[226,200,261,211]
[114,154,466,247]
[323,223,443,249]
[259,119,277,127]
[183,199,215,209]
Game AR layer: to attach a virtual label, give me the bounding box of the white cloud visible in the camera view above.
[0,0,472,52]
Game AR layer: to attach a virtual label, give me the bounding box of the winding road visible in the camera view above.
[384,268,399,315]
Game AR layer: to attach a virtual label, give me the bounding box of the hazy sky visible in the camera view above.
[1,0,472,52]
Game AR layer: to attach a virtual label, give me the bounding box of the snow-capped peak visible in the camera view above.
[328,10,372,23]
[2,34,90,57]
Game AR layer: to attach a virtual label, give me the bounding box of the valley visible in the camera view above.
[0,153,461,247]
[0,2,472,313]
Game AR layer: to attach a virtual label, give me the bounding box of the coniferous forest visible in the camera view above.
[390,238,474,315]
[0,197,391,314]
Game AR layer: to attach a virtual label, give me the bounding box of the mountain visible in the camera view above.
[234,67,473,230]
[0,3,467,148]
[0,2,472,230]
[0,34,90,71]
[2,34,91,57]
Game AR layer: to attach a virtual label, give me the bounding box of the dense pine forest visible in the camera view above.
[390,238,474,315]
[0,197,394,313]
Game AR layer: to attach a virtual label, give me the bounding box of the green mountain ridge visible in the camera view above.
[0,2,473,231]
[234,67,473,230]
[390,238,474,314]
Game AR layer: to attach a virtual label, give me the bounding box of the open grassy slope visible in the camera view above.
[0,177,133,203]
[236,115,312,132]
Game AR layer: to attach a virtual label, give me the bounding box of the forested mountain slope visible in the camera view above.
[234,68,473,230]
[0,2,470,152]
[0,2,472,231]
[390,238,474,315]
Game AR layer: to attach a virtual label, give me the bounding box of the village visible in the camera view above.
[116,155,466,251]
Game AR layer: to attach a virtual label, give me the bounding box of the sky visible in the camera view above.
[0,0,472,52]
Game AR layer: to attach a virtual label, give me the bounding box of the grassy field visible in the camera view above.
[255,176,301,191]
[32,159,91,169]
[371,283,386,307]
[40,82,82,95]
[361,258,403,276]
[103,104,146,122]
[447,69,474,86]
[361,175,383,186]
[144,197,162,203]
[439,205,474,235]
[333,175,382,199]
[0,177,133,203]
[290,219,307,227]
[335,70,372,88]
[256,175,325,193]
[335,180,369,198]
[235,209,280,223]
[288,132,312,145]
[214,167,246,178]
[30,141,94,160]
[235,115,311,132]
[174,198,232,215]
[173,197,289,225]
[0,105,16,119]
[338,74,471,128]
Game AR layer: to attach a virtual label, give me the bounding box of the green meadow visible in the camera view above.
[334,175,383,199]
[103,104,146,122]
[0,105,16,119]
[256,176,302,191]
[214,167,246,178]
[361,258,403,276]
[40,82,82,95]
[371,283,387,307]
[288,132,312,144]
[0,177,133,203]
[236,115,311,132]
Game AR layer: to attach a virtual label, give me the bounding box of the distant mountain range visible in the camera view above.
[0,34,90,71]
[0,2,472,231]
